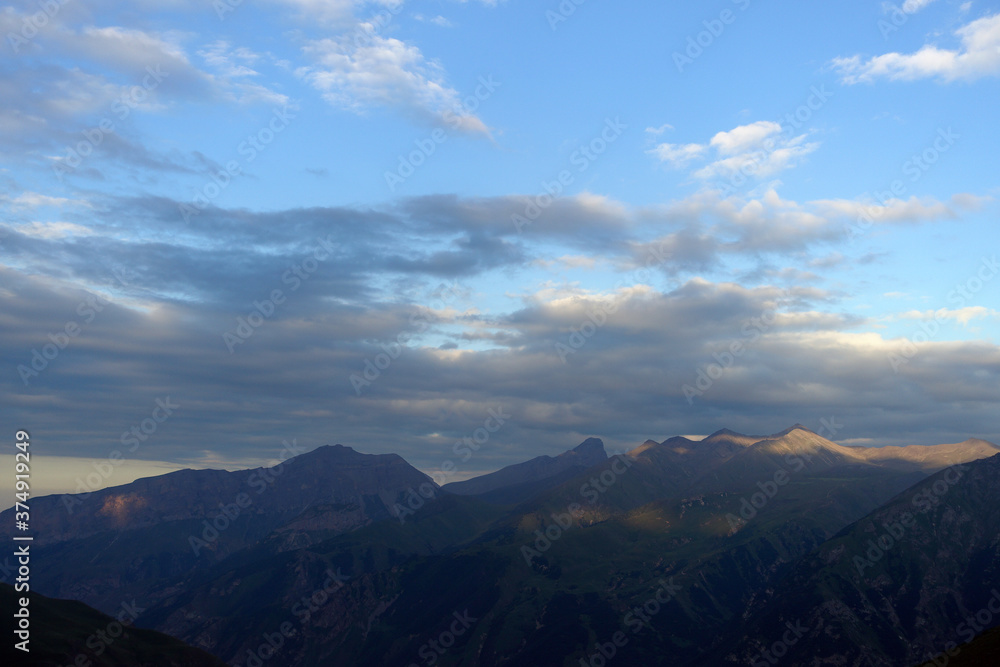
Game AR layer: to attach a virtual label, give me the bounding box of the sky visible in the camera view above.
[2,0,999,496]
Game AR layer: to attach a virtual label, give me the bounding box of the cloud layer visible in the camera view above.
[3,189,997,476]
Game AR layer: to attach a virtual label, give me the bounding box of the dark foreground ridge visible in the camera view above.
[1,583,226,666]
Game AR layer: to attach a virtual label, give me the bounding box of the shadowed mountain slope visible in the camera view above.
[133,427,999,666]
[0,445,436,613]
[1,583,226,667]
[5,426,998,667]
[717,453,1000,666]
[442,437,607,498]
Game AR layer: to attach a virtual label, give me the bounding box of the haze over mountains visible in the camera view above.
[4,424,999,666]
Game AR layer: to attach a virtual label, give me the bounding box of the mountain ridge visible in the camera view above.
[442,436,608,498]
[6,424,1000,667]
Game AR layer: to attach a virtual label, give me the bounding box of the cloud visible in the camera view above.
[1,187,994,474]
[900,0,938,13]
[897,307,999,325]
[694,135,819,180]
[950,192,993,210]
[645,123,674,136]
[534,255,599,270]
[0,17,289,178]
[4,258,996,478]
[812,195,959,224]
[276,0,412,27]
[1,12,289,108]
[833,12,1000,83]
[198,41,262,78]
[278,0,361,25]
[649,120,819,182]
[197,40,290,106]
[414,14,455,28]
[647,142,706,168]
[282,1,492,133]
[13,221,97,239]
[298,32,489,134]
[709,120,782,156]
[1,193,88,210]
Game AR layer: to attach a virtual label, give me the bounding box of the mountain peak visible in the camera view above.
[750,427,854,462]
[772,423,815,437]
[963,437,1000,450]
[571,437,606,456]
[283,443,407,469]
[707,427,743,438]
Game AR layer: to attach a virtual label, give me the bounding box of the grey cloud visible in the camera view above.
[2,192,998,477]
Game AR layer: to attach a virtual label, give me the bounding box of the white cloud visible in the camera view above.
[645,123,674,136]
[647,142,706,167]
[299,32,489,134]
[534,255,599,270]
[951,192,994,210]
[2,16,289,110]
[198,41,261,78]
[415,14,455,27]
[709,120,782,155]
[650,120,819,181]
[833,12,1000,83]
[196,41,290,105]
[278,0,377,26]
[644,188,970,259]
[14,221,96,239]
[900,0,938,13]
[1,192,87,210]
[812,195,957,223]
[898,307,999,325]
[279,1,495,129]
[69,25,194,80]
[693,133,819,180]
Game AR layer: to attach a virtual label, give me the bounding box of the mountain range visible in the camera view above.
[3,425,999,666]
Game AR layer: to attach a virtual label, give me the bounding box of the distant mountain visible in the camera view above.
[0,444,435,613]
[853,437,1000,472]
[0,583,225,666]
[442,437,607,501]
[512,427,771,519]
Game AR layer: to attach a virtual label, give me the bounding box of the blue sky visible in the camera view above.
[2,0,999,494]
